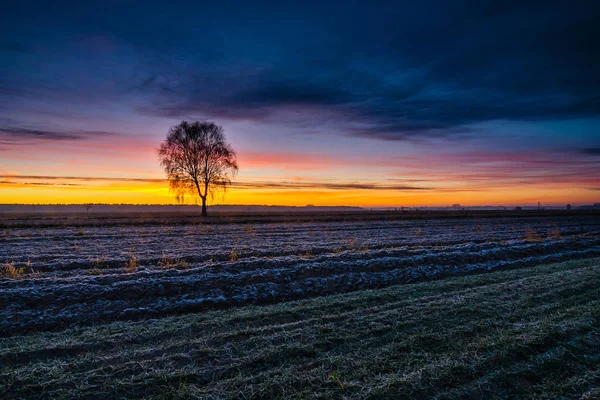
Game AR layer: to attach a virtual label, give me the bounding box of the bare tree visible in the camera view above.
[158,121,238,216]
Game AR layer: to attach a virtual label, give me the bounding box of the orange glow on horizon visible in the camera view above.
[1,177,597,207]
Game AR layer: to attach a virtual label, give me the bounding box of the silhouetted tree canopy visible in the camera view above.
[158,121,238,216]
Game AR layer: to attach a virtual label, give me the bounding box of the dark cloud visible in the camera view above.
[0,128,81,141]
[580,148,600,156]
[127,1,600,141]
[0,127,116,143]
[2,1,600,142]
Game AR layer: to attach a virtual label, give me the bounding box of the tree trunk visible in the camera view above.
[201,196,207,216]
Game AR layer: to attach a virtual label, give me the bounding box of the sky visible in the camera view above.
[1,0,599,207]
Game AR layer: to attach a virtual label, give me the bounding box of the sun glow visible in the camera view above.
[1,176,595,207]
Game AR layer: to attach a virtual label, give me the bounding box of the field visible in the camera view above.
[1,212,600,398]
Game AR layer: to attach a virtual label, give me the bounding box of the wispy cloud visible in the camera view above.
[0,127,117,143]
[0,175,430,191]
[233,181,431,191]
[0,181,81,187]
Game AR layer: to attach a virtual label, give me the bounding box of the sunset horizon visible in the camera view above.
[2,138,599,208]
[1,170,597,208]
[2,2,599,208]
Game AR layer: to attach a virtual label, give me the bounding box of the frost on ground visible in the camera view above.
[2,258,599,399]
[1,215,600,335]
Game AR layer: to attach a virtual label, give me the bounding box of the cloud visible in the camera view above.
[233,181,430,191]
[2,1,600,144]
[0,175,165,183]
[0,175,430,191]
[131,1,600,141]
[0,127,117,143]
[580,148,600,156]
[0,181,81,187]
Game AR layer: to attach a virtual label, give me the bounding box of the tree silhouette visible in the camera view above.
[158,121,238,216]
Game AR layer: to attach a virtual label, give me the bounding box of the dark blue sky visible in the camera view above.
[1,1,599,205]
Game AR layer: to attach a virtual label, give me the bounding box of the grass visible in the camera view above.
[126,254,138,273]
[229,249,239,262]
[87,267,103,276]
[1,258,599,399]
[524,229,544,242]
[158,255,190,270]
[1,262,25,279]
[548,228,562,240]
[91,256,107,269]
[1,209,596,230]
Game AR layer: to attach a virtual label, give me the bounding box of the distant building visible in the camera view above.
[566,204,572,210]
[451,204,462,210]
[515,206,523,211]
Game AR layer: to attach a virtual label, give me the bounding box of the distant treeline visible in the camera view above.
[0,204,364,214]
[1,203,598,214]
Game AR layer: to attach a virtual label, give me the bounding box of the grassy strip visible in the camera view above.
[2,210,599,229]
[1,258,599,399]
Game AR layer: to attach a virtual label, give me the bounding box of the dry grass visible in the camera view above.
[175,259,190,270]
[1,258,599,399]
[126,254,138,273]
[87,268,102,276]
[302,249,313,259]
[91,256,107,269]
[1,262,25,279]
[524,229,543,242]
[548,228,562,240]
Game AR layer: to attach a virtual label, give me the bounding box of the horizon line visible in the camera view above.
[0,203,589,208]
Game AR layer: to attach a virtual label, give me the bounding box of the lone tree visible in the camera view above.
[158,121,238,216]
